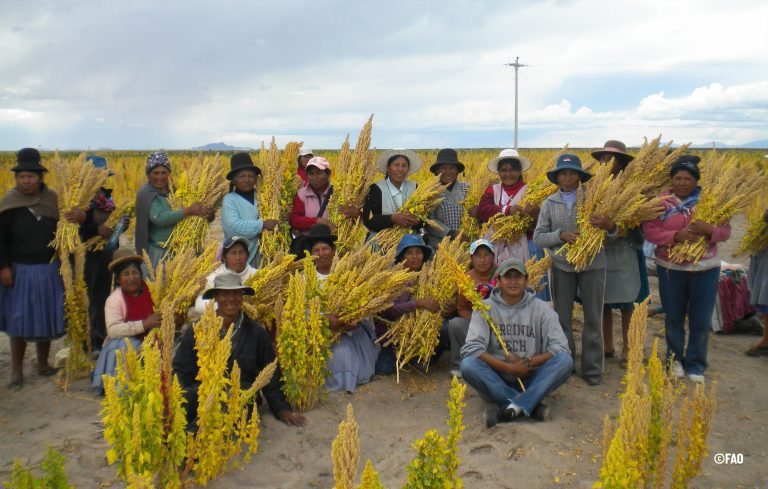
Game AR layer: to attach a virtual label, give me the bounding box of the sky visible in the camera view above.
[0,0,766,150]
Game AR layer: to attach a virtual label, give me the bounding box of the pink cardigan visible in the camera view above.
[643,190,731,271]
[104,288,147,339]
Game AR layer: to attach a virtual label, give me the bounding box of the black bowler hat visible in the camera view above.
[429,148,466,175]
[227,152,262,180]
[12,148,48,173]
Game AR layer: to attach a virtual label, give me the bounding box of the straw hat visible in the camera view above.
[375,149,422,175]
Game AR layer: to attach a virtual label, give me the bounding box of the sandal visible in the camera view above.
[745,345,768,357]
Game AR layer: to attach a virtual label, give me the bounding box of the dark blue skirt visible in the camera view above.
[0,262,66,341]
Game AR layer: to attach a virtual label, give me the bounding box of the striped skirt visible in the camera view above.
[0,262,65,341]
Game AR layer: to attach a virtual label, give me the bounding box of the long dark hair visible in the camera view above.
[112,261,143,288]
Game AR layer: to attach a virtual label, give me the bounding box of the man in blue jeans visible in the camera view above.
[460,258,573,426]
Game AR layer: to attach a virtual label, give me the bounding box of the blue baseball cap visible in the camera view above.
[395,234,433,262]
[469,239,495,256]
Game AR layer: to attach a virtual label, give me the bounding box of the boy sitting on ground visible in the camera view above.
[460,257,573,426]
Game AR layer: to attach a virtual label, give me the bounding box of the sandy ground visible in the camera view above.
[1,214,766,488]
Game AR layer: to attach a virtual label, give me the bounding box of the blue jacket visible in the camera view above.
[221,192,264,266]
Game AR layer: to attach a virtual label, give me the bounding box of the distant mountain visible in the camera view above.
[192,142,253,151]
[678,140,768,149]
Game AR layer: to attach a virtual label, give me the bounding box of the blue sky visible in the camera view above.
[0,0,766,150]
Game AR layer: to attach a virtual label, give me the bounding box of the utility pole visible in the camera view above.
[504,57,527,149]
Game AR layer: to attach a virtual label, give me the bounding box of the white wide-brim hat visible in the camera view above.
[375,149,422,175]
[487,148,531,174]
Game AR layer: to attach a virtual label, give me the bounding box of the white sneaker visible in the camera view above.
[687,373,705,384]
[449,369,462,378]
[671,361,685,379]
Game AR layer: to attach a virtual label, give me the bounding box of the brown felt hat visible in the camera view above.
[591,140,634,165]
[108,248,144,273]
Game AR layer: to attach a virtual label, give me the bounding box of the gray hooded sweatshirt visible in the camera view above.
[461,289,570,362]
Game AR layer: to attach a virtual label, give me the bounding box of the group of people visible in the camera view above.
[1,141,766,429]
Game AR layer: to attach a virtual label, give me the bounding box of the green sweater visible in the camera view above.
[148,195,184,246]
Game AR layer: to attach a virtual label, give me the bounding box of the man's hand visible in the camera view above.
[0,267,13,287]
[559,230,579,244]
[415,298,441,313]
[279,410,307,427]
[589,214,616,232]
[504,358,534,378]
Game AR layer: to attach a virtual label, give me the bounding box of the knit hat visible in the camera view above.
[145,152,171,175]
[670,155,701,180]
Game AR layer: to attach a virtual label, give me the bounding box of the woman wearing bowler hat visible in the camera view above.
[534,154,617,386]
[221,152,279,267]
[424,148,468,248]
[0,148,65,389]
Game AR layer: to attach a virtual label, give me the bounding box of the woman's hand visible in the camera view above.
[521,203,539,218]
[142,312,162,331]
[674,228,698,243]
[262,219,279,231]
[0,267,13,287]
[687,219,713,238]
[391,212,419,228]
[415,298,441,313]
[559,230,579,244]
[97,224,114,238]
[589,214,616,232]
[339,205,362,219]
[183,203,204,217]
[505,204,522,216]
[63,209,87,224]
[467,205,478,218]
[279,410,307,427]
[203,207,216,222]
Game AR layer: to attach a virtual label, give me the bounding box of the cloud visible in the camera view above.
[637,82,768,119]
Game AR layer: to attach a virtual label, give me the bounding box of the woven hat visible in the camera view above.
[546,154,592,184]
[591,140,634,166]
[108,248,144,273]
[375,149,422,175]
[487,149,531,174]
[202,272,256,300]
[429,148,465,175]
[227,152,261,180]
[12,148,48,173]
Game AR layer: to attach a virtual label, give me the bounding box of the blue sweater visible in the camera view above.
[221,191,264,265]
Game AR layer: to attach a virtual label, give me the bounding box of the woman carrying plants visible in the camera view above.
[534,154,616,386]
[643,155,731,383]
[135,152,211,267]
[362,149,422,239]
[0,148,65,390]
[221,152,278,267]
[91,248,161,393]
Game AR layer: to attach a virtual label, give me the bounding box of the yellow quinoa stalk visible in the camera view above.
[376,176,449,248]
[562,163,665,271]
[668,153,765,263]
[8,445,74,489]
[404,376,466,489]
[101,336,187,489]
[258,138,293,263]
[50,152,110,255]
[331,404,360,489]
[488,172,557,243]
[84,202,136,252]
[457,159,496,242]
[369,226,407,256]
[357,460,385,489]
[281,141,302,215]
[183,304,277,485]
[165,153,229,253]
[670,383,717,489]
[379,237,463,382]
[736,215,768,257]
[594,299,718,489]
[277,268,332,412]
[329,115,376,256]
[623,136,692,198]
[525,253,552,294]
[242,252,305,328]
[322,244,417,327]
[58,243,92,389]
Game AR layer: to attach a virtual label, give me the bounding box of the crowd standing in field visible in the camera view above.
[0,133,766,483]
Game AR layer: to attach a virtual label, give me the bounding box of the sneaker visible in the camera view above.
[687,373,705,384]
[449,369,462,378]
[484,408,499,428]
[500,401,522,421]
[671,361,685,379]
[531,403,550,422]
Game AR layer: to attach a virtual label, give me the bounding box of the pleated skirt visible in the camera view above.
[0,262,65,341]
